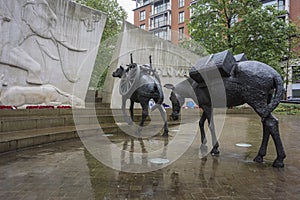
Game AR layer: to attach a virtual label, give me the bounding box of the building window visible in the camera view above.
[278,0,285,10]
[179,27,184,40]
[179,11,184,23]
[190,6,194,17]
[178,0,184,8]
[140,10,146,21]
[262,0,277,8]
[231,15,238,26]
[153,3,170,15]
[140,24,146,30]
[154,29,169,40]
[293,66,300,83]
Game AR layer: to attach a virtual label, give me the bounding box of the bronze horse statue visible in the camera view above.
[165,58,286,168]
[112,55,168,137]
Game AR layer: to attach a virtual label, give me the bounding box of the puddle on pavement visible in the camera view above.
[235,143,252,147]
[148,158,170,164]
[1,114,300,199]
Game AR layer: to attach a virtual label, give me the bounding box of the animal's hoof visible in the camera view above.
[200,144,208,155]
[135,132,142,138]
[210,149,220,156]
[272,159,284,168]
[162,132,168,137]
[125,118,133,125]
[253,155,264,163]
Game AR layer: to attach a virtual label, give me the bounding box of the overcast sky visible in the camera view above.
[117,0,136,23]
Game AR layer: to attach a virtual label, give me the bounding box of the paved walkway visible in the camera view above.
[0,114,300,200]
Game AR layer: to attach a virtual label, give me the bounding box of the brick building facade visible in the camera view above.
[133,0,193,43]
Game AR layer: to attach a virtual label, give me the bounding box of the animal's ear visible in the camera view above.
[164,84,175,90]
[120,66,124,70]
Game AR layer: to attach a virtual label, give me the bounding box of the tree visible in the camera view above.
[188,0,299,73]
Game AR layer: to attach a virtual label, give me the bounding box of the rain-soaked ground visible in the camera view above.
[0,113,300,200]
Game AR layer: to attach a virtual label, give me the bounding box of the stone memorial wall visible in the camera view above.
[0,0,106,107]
[102,22,204,107]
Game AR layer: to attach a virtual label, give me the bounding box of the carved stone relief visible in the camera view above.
[0,0,107,107]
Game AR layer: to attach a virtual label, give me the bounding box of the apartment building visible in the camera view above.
[133,0,299,41]
[133,0,193,43]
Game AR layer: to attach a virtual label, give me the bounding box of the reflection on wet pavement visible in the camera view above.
[0,114,300,199]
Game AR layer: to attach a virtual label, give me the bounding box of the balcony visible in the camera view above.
[135,0,154,8]
[149,19,171,30]
[150,3,171,16]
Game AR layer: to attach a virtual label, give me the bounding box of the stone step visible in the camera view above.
[0,121,181,153]
[0,106,176,133]
[0,112,172,132]
[0,107,161,118]
[0,124,113,153]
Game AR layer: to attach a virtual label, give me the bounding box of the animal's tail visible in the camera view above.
[268,74,284,114]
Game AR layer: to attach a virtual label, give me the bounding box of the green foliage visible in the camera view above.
[89,31,119,89]
[274,103,300,115]
[189,0,299,74]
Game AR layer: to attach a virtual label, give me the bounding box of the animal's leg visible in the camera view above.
[122,97,131,125]
[253,121,270,163]
[265,114,286,168]
[140,99,149,127]
[202,106,219,155]
[129,100,134,125]
[199,112,207,144]
[135,97,149,136]
[157,105,169,137]
[138,138,147,153]
[248,100,285,167]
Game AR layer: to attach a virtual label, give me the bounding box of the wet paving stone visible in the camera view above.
[0,114,300,199]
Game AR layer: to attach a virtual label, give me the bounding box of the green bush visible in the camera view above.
[274,103,300,115]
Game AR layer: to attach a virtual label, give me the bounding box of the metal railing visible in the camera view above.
[149,19,171,30]
[151,3,171,16]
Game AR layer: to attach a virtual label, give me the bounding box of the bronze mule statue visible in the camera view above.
[112,54,168,137]
[165,51,286,167]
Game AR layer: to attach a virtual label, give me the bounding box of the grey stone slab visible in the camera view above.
[0,0,107,107]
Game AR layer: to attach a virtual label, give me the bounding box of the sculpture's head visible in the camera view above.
[112,66,125,78]
[22,0,57,38]
[164,84,185,121]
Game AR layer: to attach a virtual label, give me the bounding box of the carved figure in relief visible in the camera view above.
[0,0,88,84]
[0,74,84,107]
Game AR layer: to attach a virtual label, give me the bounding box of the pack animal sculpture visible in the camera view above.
[165,51,286,168]
[112,54,168,137]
